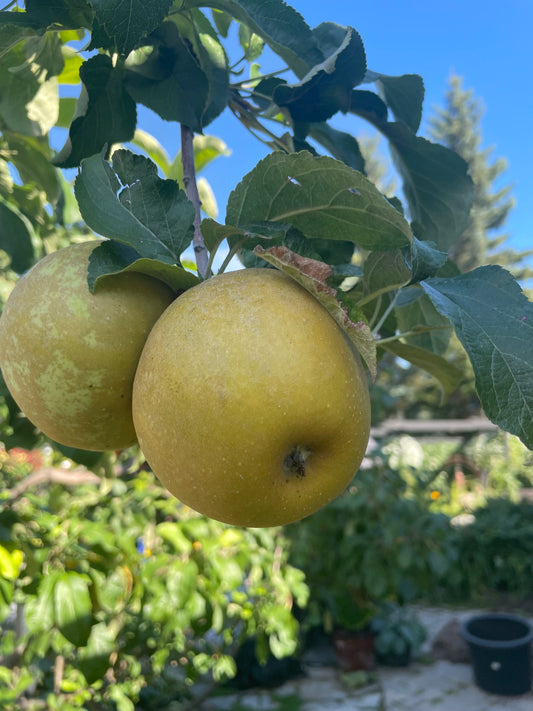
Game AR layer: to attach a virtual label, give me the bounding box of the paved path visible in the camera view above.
[199,607,533,711]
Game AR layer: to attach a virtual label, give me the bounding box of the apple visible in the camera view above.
[132,268,371,527]
[0,240,175,451]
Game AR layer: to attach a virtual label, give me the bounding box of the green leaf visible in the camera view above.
[197,176,218,219]
[108,684,135,711]
[395,286,452,355]
[25,571,62,634]
[74,149,195,267]
[0,42,59,137]
[226,151,412,251]
[57,46,84,84]
[124,17,228,132]
[0,577,13,622]
[369,71,425,133]
[171,9,230,128]
[211,9,233,37]
[131,128,171,175]
[0,196,36,273]
[157,522,193,554]
[422,267,533,449]
[54,442,104,468]
[256,245,377,378]
[22,0,94,30]
[0,545,23,581]
[87,0,172,55]
[22,31,65,79]
[238,22,265,62]
[193,135,231,174]
[0,23,39,60]
[123,23,206,131]
[54,54,137,168]
[427,550,449,577]
[88,239,200,292]
[78,621,115,684]
[359,249,412,302]
[167,134,231,183]
[54,571,93,647]
[380,340,462,398]
[183,0,322,79]
[407,237,448,283]
[96,567,133,612]
[4,131,61,204]
[308,123,365,172]
[273,26,366,123]
[379,123,474,250]
[349,89,388,124]
[201,218,246,252]
[57,96,77,127]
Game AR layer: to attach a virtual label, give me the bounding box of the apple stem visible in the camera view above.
[180,124,210,279]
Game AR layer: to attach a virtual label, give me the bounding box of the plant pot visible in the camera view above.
[333,628,376,672]
[376,648,412,667]
[460,613,533,696]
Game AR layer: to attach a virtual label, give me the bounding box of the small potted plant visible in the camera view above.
[370,602,427,667]
[330,595,377,672]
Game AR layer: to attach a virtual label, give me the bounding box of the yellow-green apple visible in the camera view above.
[132,267,371,527]
[0,240,174,451]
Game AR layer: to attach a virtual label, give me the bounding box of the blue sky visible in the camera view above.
[141,0,531,264]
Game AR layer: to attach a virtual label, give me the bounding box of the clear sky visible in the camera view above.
[141,0,531,263]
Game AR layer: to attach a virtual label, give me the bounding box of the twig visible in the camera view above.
[54,654,65,695]
[180,124,210,279]
[5,467,100,501]
[372,289,400,337]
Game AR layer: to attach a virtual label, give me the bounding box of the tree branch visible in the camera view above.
[6,467,100,501]
[180,124,210,279]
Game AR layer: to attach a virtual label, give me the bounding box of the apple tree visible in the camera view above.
[1,0,530,451]
[0,0,532,706]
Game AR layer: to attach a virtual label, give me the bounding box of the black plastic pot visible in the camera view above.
[460,613,533,696]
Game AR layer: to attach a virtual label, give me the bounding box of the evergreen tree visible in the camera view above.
[359,133,397,198]
[428,73,532,279]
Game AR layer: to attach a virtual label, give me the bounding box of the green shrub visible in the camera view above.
[0,450,308,710]
[464,432,533,496]
[286,458,457,632]
[445,497,533,602]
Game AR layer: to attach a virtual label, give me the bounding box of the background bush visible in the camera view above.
[286,450,458,632]
[0,447,308,710]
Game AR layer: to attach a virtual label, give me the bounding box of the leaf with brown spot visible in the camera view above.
[255,245,377,379]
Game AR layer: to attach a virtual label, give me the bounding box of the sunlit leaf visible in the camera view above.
[54,571,93,647]
[183,0,322,78]
[87,0,172,55]
[227,151,412,250]
[54,54,136,167]
[74,149,195,273]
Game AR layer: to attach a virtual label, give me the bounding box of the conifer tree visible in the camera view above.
[428,74,532,279]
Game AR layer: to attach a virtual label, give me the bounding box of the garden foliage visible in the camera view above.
[0,1,532,708]
[0,447,307,709]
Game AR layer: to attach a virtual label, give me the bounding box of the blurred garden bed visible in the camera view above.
[1,425,533,709]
